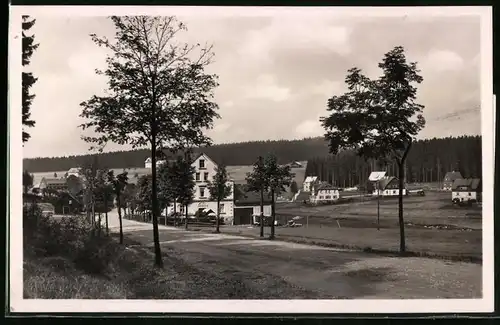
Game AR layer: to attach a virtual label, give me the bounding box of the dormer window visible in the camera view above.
[199,159,205,169]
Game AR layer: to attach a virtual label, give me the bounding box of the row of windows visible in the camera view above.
[318,195,338,200]
[195,172,210,181]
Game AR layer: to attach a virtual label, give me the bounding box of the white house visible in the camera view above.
[67,167,80,178]
[452,178,482,203]
[144,157,167,169]
[372,176,407,196]
[303,176,319,192]
[165,153,235,224]
[310,182,340,204]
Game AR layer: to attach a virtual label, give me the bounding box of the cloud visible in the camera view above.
[20,14,483,158]
[238,18,351,66]
[422,50,465,72]
[295,119,323,138]
[243,74,291,102]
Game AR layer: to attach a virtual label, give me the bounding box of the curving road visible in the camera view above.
[106,209,482,299]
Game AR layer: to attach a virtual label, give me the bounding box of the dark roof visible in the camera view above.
[235,190,273,205]
[316,182,338,191]
[443,171,463,182]
[452,178,481,191]
[378,176,398,190]
[295,191,311,202]
[42,178,67,186]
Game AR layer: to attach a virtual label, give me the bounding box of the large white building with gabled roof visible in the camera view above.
[165,153,235,224]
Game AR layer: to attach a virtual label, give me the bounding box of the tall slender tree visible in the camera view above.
[245,156,268,237]
[263,155,294,240]
[321,46,425,253]
[207,165,232,233]
[79,17,220,268]
[176,153,195,230]
[22,16,39,143]
[108,170,129,244]
[23,170,33,194]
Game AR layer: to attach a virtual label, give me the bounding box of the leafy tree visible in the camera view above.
[290,180,298,196]
[22,16,39,143]
[79,158,99,226]
[162,158,184,226]
[79,16,220,268]
[136,175,153,218]
[263,155,294,239]
[245,156,268,237]
[123,183,138,215]
[157,162,173,222]
[207,165,232,233]
[175,154,195,230]
[108,170,129,244]
[321,46,425,253]
[23,170,33,194]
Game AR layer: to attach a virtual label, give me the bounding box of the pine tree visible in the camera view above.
[22,16,39,143]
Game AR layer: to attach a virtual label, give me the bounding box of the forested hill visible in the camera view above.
[23,137,328,172]
[23,136,481,177]
[305,135,482,187]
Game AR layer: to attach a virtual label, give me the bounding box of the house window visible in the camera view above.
[199,187,206,198]
[219,203,225,214]
[179,205,184,213]
[468,192,471,196]
[195,172,200,181]
[393,190,396,194]
[199,159,205,169]
[319,196,324,199]
[325,196,331,200]
[204,172,209,181]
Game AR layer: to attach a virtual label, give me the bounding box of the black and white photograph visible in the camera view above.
[9,5,493,314]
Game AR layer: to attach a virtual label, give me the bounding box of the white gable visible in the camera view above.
[145,157,152,163]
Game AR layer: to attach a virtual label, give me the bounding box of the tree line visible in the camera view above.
[23,135,480,175]
[305,135,482,188]
[23,137,325,172]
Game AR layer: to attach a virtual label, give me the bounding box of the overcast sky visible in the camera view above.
[21,12,482,159]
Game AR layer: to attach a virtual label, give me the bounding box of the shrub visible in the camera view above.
[23,205,118,275]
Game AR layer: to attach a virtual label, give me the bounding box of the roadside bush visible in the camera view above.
[23,204,118,275]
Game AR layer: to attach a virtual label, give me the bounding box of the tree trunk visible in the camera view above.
[216,200,220,233]
[259,187,264,238]
[184,205,188,230]
[173,199,177,227]
[150,127,163,268]
[104,194,109,236]
[269,189,276,240]
[117,194,124,244]
[397,162,406,253]
[397,139,412,254]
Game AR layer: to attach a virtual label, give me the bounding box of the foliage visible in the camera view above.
[22,16,39,143]
[23,138,324,172]
[208,165,232,203]
[175,154,196,208]
[246,156,268,193]
[79,16,221,267]
[264,155,294,194]
[289,180,298,195]
[23,205,118,274]
[23,170,33,193]
[136,175,153,212]
[320,46,425,253]
[208,165,232,231]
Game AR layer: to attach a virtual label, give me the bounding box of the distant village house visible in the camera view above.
[233,188,272,225]
[452,178,481,204]
[310,182,340,204]
[144,157,167,169]
[303,176,319,192]
[372,176,407,196]
[443,171,463,191]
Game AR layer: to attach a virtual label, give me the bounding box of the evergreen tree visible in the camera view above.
[22,16,39,143]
